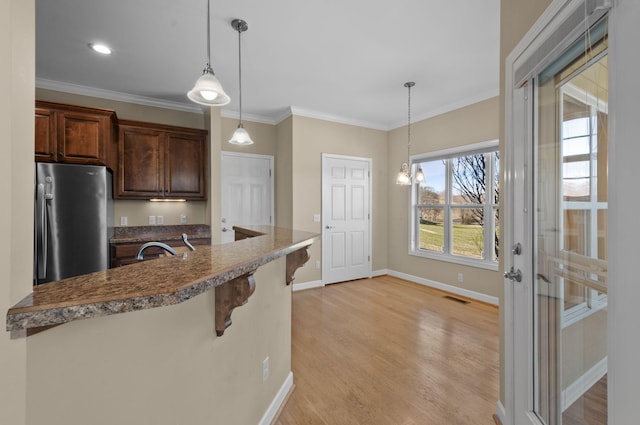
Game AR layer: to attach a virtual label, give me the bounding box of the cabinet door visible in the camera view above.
[165,132,207,199]
[57,111,108,165]
[117,125,164,198]
[34,107,56,162]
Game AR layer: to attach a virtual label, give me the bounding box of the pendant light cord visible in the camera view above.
[407,83,411,162]
[206,0,211,69]
[238,25,243,126]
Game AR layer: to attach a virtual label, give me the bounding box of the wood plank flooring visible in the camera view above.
[563,374,607,425]
[274,275,499,425]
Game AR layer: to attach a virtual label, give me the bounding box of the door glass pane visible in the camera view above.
[535,31,608,425]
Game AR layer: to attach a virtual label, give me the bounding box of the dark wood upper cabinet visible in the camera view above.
[165,132,207,198]
[35,101,117,168]
[116,120,208,200]
[34,107,56,162]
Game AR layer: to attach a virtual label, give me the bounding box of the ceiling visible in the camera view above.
[36,0,500,131]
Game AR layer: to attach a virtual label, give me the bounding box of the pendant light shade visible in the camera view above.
[188,0,230,107]
[229,124,254,145]
[396,163,411,186]
[188,66,230,106]
[396,82,424,186]
[228,18,253,145]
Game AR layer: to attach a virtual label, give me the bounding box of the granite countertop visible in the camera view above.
[110,224,211,244]
[6,226,318,335]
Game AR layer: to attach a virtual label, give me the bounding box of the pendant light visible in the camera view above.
[187,0,230,106]
[228,19,253,145]
[396,82,424,185]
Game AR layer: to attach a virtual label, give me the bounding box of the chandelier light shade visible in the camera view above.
[396,81,424,186]
[229,18,253,145]
[187,0,230,106]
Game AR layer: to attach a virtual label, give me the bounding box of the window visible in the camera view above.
[410,141,499,269]
[559,81,608,327]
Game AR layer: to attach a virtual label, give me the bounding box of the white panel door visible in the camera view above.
[322,154,371,284]
[221,152,273,243]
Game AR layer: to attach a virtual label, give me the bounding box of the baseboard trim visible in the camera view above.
[495,400,506,425]
[291,280,323,292]
[258,371,294,425]
[562,356,607,411]
[371,268,389,277]
[386,270,500,306]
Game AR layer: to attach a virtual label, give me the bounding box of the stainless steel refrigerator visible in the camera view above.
[34,163,114,285]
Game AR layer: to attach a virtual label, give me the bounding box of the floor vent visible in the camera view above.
[443,295,470,304]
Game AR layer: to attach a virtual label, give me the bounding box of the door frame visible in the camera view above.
[503,0,612,423]
[321,153,372,285]
[220,151,275,241]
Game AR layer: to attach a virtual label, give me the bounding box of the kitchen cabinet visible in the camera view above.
[35,101,117,168]
[116,120,208,200]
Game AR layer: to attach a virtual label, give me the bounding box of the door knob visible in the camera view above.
[504,266,522,282]
[325,225,335,229]
[512,243,522,255]
[222,227,229,232]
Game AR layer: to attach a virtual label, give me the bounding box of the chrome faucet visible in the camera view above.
[136,242,177,260]
[182,233,196,251]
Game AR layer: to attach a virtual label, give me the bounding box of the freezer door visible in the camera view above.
[35,163,111,284]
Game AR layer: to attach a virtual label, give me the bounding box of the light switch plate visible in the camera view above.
[180,214,187,224]
[156,216,164,225]
[148,215,156,225]
[313,214,321,222]
[120,216,127,226]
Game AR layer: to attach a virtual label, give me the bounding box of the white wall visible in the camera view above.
[608,1,640,422]
[0,0,34,423]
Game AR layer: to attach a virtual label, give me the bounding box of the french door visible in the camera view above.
[506,1,610,424]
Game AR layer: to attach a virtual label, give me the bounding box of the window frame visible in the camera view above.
[409,140,499,271]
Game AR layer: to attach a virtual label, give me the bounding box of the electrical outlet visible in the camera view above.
[120,216,127,226]
[148,215,156,225]
[316,260,321,269]
[457,273,464,282]
[156,215,164,225]
[180,214,187,224]
[262,357,270,383]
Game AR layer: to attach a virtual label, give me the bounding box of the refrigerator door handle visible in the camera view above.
[44,176,54,200]
[36,183,48,281]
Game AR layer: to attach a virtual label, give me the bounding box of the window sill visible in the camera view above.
[409,249,499,271]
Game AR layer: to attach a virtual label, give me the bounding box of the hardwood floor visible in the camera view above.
[563,375,607,425]
[274,275,499,425]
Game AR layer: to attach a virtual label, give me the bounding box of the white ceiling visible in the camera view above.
[36,0,500,130]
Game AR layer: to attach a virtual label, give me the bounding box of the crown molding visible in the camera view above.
[220,110,279,125]
[289,106,389,131]
[388,89,499,130]
[36,78,499,132]
[36,78,207,114]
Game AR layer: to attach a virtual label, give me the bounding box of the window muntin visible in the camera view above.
[410,143,499,268]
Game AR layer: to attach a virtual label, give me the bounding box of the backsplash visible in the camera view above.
[114,200,208,226]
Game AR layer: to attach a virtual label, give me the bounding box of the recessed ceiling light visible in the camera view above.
[89,43,112,55]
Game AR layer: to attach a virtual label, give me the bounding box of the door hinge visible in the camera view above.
[368,213,370,220]
[270,216,272,224]
[368,255,370,262]
[269,169,272,177]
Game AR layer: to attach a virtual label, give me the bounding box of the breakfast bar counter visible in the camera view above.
[6,226,318,337]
